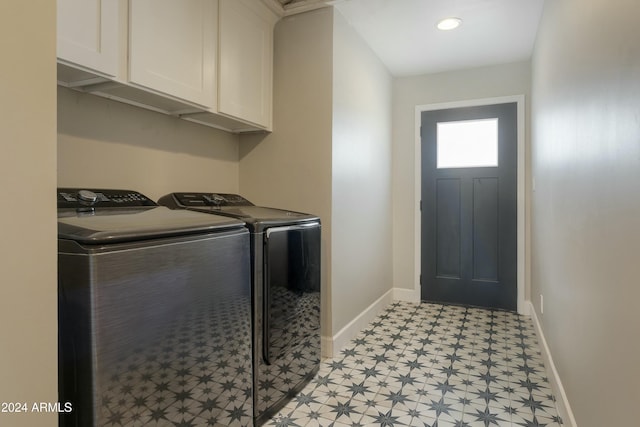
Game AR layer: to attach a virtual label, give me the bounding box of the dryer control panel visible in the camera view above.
[165,193,254,208]
[57,188,157,209]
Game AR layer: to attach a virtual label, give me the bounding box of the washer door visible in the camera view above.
[263,223,321,364]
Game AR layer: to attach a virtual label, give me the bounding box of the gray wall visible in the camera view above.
[239,8,335,347]
[240,7,393,352]
[58,87,241,201]
[530,0,640,425]
[0,1,58,425]
[331,10,393,342]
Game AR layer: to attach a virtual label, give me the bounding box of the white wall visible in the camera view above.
[58,87,241,201]
[331,10,393,338]
[0,2,58,426]
[530,0,640,425]
[392,62,531,299]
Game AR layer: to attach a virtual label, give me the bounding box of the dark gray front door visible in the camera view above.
[421,103,517,310]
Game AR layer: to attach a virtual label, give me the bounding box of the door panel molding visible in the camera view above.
[472,177,499,282]
[435,178,462,279]
[413,95,526,314]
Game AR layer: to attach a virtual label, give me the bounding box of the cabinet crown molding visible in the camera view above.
[263,0,333,17]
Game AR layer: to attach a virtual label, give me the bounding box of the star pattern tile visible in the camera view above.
[265,302,563,427]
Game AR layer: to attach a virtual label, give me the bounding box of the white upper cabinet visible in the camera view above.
[57,0,122,77]
[129,0,217,109]
[57,0,279,132]
[218,0,277,129]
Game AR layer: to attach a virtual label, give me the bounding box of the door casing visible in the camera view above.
[413,95,527,314]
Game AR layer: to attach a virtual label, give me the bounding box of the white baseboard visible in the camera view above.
[328,289,394,358]
[527,301,577,427]
[392,286,420,303]
[325,287,419,358]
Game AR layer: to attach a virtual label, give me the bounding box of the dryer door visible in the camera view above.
[263,223,321,364]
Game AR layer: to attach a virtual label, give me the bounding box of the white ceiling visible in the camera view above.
[332,0,546,77]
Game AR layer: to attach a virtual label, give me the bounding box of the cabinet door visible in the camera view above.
[129,0,217,108]
[57,0,121,77]
[218,0,276,129]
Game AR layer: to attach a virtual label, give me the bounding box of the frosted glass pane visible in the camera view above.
[437,118,498,168]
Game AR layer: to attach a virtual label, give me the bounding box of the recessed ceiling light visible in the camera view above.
[437,17,462,31]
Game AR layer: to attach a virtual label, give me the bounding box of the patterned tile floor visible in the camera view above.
[265,301,563,427]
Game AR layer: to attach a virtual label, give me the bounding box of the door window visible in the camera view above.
[437,118,499,168]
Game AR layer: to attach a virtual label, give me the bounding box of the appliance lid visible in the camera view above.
[58,206,245,244]
[216,205,318,223]
[185,206,320,233]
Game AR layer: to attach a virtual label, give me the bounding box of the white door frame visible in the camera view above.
[414,95,527,314]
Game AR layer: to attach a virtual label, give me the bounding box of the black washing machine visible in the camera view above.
[159,192,321,426]
[58,188,253,427]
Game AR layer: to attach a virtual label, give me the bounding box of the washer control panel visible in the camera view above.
[58,188,157,209]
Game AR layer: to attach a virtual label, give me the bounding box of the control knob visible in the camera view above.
[77,190,98,204]
[76,190,98,213]
[204,194,225,207]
